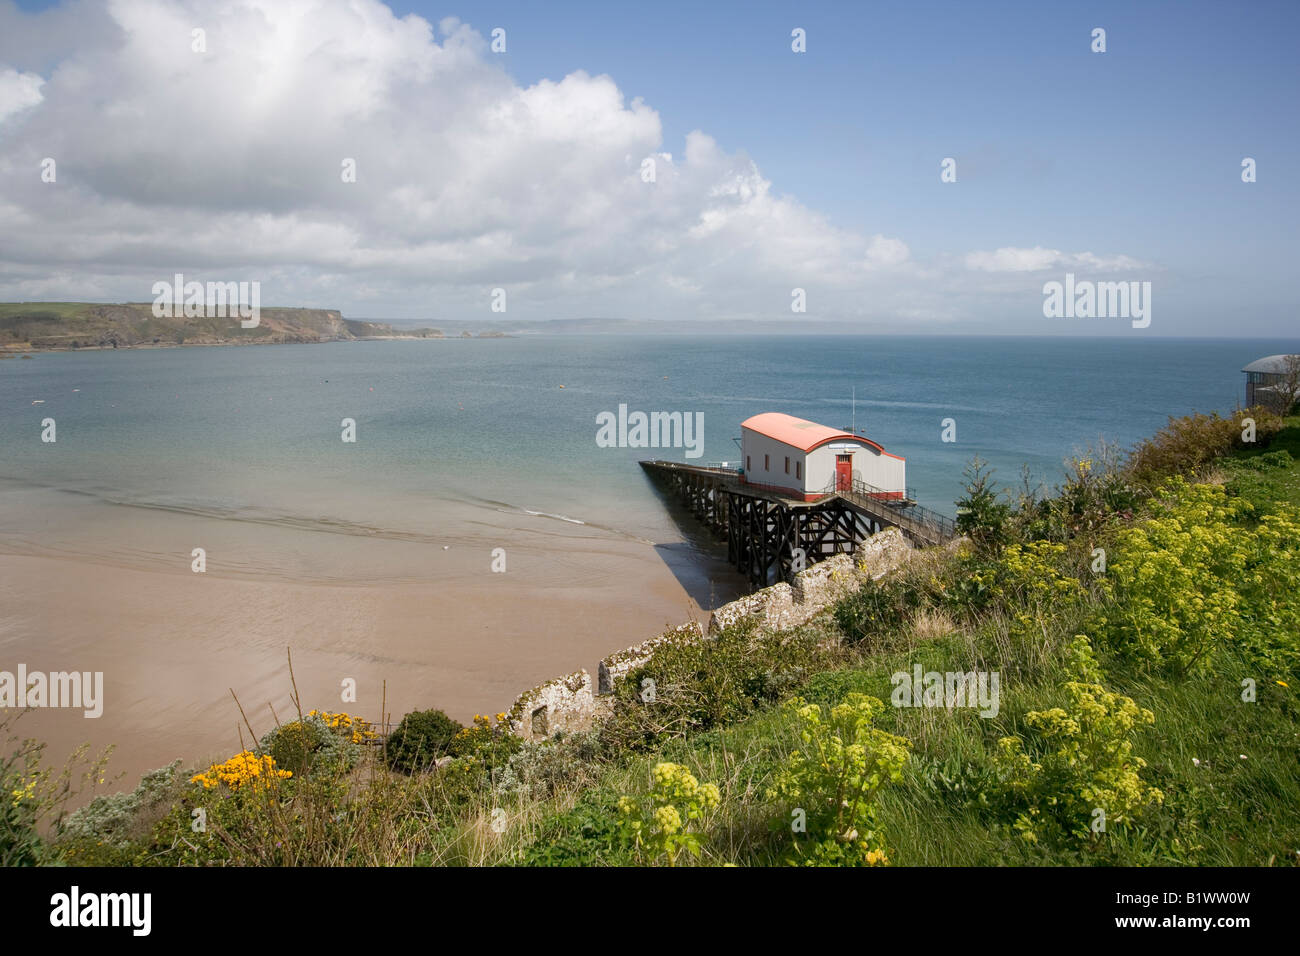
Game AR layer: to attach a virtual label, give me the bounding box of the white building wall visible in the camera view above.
[806,442,906,495]
[856,445,906,492]
[742,428,906,497]
[741,430,808,494]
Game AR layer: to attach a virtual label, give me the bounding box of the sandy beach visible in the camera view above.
[0,503,735,798]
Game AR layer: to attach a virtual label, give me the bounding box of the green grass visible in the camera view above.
[0,302,96,320]
[497,637,1299,867]
[1221,417,1300,510]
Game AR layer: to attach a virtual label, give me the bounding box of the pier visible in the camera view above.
[640,460,956,589]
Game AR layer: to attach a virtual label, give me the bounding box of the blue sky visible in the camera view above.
[2,0,1297,334]
[388,0,1298,318]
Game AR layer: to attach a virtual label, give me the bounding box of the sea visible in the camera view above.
[2,334,1294,548]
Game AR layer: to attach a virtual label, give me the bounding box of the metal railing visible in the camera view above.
[824,476,957,542]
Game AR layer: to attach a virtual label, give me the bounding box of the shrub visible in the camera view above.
[385,709,463,774]
[1041,444,1142,541]
[1092,478,1300,677]
[450,713,522,769]
[191,751,292,791]
[616,762,721,866]
[934,552,998,616]
[259,713,361,778]
[600,620,825,750]
[834,574,923,645]
[1093,480,1247,675]
[982,539,1087,612]
[59,760,183,853]
[954,457,1011,551]
[494,732,601,801]
[993,680,1163,847]
[1125,407,1284,488]
[308,710,379,744]
[768,693,910,866]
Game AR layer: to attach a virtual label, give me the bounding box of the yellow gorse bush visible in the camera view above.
[190,751,292,791]
[450,712,520,761]
[308,710,379,744]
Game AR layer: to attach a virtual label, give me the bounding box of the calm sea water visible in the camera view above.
[2,334,1297,576]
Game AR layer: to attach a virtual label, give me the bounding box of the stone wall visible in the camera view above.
[506,669,595,742]
[853,526,914,579]
[598,621,703,695]
[707,582,798,633]
[505,527,918,742]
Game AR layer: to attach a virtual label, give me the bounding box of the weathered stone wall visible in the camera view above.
[854,527,914,579]
[506,669,596,742]
[598,621,703,695]
[505,527,918,743]
[707,582,797,633]
[790,553,858,618]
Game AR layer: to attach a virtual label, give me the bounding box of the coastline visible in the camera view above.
[0,333,509,354]
[0,485,741,800]
[0,301,505,353]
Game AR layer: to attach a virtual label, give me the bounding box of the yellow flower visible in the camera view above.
[190,750,291,791]
[698,783,721,810]
[653,805,682,835]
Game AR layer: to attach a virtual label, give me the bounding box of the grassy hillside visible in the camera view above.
[5,408,1298,868]
[0,302,442,350]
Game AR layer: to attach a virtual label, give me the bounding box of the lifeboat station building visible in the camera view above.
[740,412,906,501]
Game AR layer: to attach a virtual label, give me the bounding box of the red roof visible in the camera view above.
[741,412,892,456]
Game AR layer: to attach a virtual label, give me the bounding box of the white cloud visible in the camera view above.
[0,0,1146,324]
[965,246,1149,274]
[864,235,910,269]
[0,68,44,124]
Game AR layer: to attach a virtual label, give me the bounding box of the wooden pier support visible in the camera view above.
[640,460,928,589]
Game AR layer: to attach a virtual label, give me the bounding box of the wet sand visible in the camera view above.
[0,509,735,799]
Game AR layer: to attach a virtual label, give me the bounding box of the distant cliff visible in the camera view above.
[0,302,445,351]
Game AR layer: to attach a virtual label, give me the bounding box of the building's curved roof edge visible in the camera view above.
[1242,354,1298,373]
[740,411,893,457]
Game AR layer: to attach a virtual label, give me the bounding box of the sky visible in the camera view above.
[0,0,1296,334]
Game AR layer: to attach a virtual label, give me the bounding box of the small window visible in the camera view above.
[764,454,770,471]
[796,461,802,480]
[784,456,790,474]
[746,455,751,471]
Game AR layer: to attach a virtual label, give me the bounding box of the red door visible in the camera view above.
[836,455,852,491]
